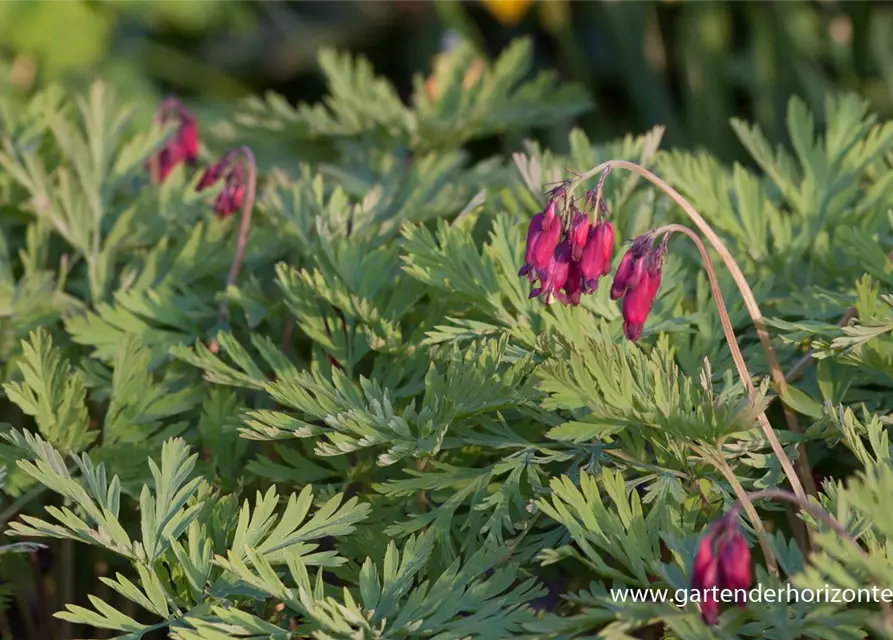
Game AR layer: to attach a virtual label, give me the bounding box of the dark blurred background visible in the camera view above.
[2,0,893,162]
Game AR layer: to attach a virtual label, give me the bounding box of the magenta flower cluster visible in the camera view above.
[690,512,752,624]
[519,187,616,307]
[610,234,666,341]
[518,182,665,341]
[146,97,249,220]
[147,98,199,183]
[196,151,246,219]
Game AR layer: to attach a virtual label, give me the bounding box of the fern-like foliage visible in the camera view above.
[3,39,893,640]
[234,38,592,153]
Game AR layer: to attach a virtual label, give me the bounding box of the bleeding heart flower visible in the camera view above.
[148,98,199,184]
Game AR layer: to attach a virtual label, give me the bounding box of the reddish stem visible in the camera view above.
[209,146,257,354]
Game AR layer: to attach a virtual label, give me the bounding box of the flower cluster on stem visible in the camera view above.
[197,146,257,352]
[523,162,808,503]
[690,489,893,629]
[147,98,198,184]
[610,233,666,341]
[146,98,258,354]
[196,150,248,219]
[519,174,617,308]
[519,169,668,340]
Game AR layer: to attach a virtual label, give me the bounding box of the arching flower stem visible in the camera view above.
[735,488,893,629]
[568,160,816,499]
[650,223,806,502]
[209,145,257,354]
[706,450,778,576]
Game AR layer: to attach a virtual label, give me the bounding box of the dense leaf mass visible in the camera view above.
[1,37,893,640]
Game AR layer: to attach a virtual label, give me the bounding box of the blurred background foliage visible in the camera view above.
[3,0,893,165]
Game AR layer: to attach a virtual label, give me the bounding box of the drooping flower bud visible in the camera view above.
[530,212,563,281]
[213,163,246,219]
[196,156,230,191]
[620,255,663,341]
[558,259,583,306]
[717,531,751,604]
[598,220,615,276]
[691,532,721,625]
[579,226,606,292]
[569,211,590,261]
[518,212,545,280]
[177,112,199,165]
[621,272,653,341]
[529,239,571,304]
[610,235,653,299]
[690,512,752,625]
[579,221,615,293]
[148,99,199,184]
[613,236,664,341]
[195,150,248,219]
[542,200,558,231]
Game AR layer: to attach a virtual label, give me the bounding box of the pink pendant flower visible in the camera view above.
[558,259,583,306]
[568,210,590,261]
[148,98,199,184]
[529,239,572,304]
[518,211,546,280]
[612,236,664,341]
[579,220,614,292]
[690,511,752,625]
[516,177,620,309]
[197,151,247,219]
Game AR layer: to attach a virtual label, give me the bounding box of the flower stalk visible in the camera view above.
[705,449,778,578]
[197,146,257,353]
[564,160,815,499]
[646,224,806,501]
[734,489,893,629]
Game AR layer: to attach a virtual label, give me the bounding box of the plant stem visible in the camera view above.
[416,458,428,513]
[736,488,893,629]
[210,146,257,354]
[280,315,296,355]
[709,452,778,576]
[654,223,806,501]
[603,449,688,479]
[575,160,816,498]
[59,539,74,640]
[0,485,50,531]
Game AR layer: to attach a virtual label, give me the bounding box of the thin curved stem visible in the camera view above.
[604,449,688,479]
[573,160,816,498]
[654,223,806,501]
[210,146,257,354]
[737,489,893,629]
[739,489,853,541]
[711,451,778,576]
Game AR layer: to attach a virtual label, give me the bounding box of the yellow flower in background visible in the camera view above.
[481,0,535,26]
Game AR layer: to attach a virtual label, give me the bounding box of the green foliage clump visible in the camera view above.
[1,35,893,640]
